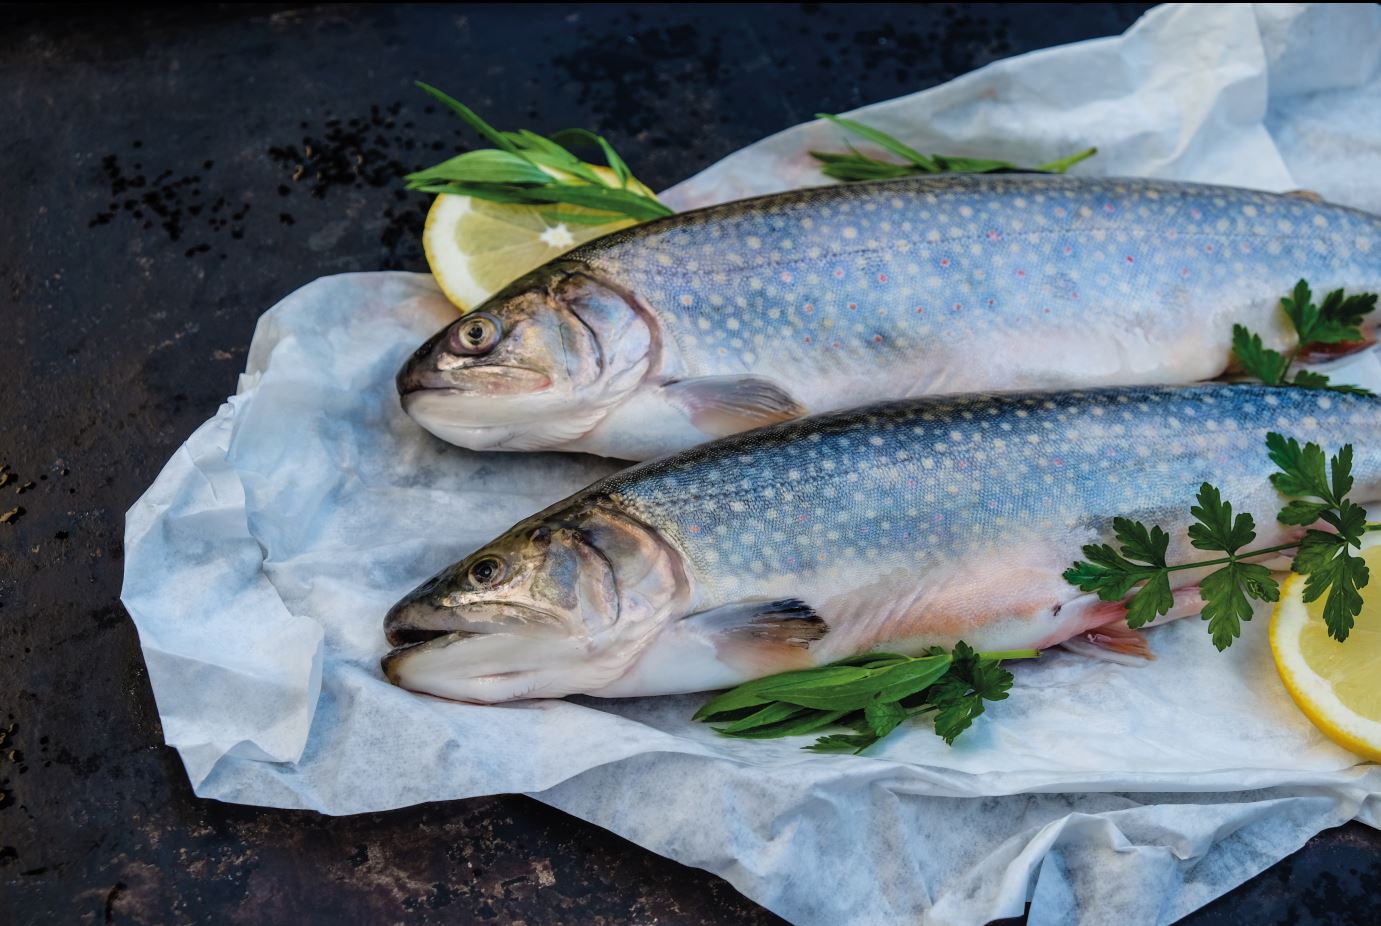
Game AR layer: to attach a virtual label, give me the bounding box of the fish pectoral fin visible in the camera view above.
[662,376,806,436]
[684,598,827,673]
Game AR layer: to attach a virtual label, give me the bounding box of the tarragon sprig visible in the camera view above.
[810,113,1096,181]
[1065,434,1374,647]
[405,82,672,224]
[693,643,1037,753]
[1232,280,1377,397]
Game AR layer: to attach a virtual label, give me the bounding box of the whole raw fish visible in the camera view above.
[397,175,1381,460]
[381,385,1381,702]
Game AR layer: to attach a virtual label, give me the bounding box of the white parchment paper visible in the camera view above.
[122,5,1381,924]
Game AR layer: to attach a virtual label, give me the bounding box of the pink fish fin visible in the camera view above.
[1062,621,1154,663]
[1285,189,1324,202]
[1059,586,1206,665]
[684,598,827,674]
[1294,336,1378,363]
[663,376,806,436]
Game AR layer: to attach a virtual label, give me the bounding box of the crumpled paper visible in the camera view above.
[122,4,1381,924]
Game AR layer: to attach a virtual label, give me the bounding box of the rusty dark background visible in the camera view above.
[2,3,1378,924]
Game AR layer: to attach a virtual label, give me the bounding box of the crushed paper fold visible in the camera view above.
[123,5,1381,924]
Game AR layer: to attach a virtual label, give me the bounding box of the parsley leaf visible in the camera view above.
[1065,433,1372,650]
[1200,561,1279,650]
[1267,433,1333,502]
[1233,281,1377,397]
[1232,324,1289,385]
[1188,482,1257,554]
[1125,572,1175,630]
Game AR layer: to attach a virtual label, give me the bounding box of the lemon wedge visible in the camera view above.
[421,166,657,312]
[1271,530,1381,761]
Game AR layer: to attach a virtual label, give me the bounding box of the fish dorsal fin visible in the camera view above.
[684,598,828,674]
[1285,189,1324,202]
[662,375,806,436]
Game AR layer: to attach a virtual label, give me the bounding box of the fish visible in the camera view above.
[381,384,1381,703]
[396,175,1381,460]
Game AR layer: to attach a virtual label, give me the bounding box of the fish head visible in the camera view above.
[382,503,684,701]
[397,264,653,450]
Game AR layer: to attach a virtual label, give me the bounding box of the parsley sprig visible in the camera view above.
[1065,434,1375,647]
[405,83,672,224]
[1232,280,1377,397]
[693,643,1037,753]
[810,113,1096,181]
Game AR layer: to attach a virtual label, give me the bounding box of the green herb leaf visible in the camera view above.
[805,733,880,754]
[408,83,670,224]
[1233,281,1376,396]
[716,708,853,739]
[1290,369,1333,390]
[1267,433,1334,503]
[1293,530,1368,641]
[717,701,809,734]
[1232,324,1289,386]
[1308,287,1376,344]
[1125,571,1175,629]
[405,149,555,186]
[1330,444,1355,505]
[1114,517,1171,567]
[815,114,940,171]
[753,656,953,710]
[695,646,1037,754]
[549,127,634,186]
[1188,482,1257,555]
[863,699,908,738]
[1281,279,1317,343]
[927,649,1015,745]
[1200,561,1278,650]
[1278,500,1333,526]
[1066,431,1370,652]
[1035,147,1099,173]
[811,114,1095,181]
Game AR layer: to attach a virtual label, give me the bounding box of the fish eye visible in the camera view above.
[450,312,502,355]
[468,555,506,587]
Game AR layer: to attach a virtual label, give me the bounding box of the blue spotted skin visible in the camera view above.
[384,385,1381,700]
[577,175,1380,392]
[403,176,1381,460]
[570,384,1381,660]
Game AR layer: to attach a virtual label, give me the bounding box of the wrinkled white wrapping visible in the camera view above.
[122,5,1381,924]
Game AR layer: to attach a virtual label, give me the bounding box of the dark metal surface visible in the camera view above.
[1,4,1376,923]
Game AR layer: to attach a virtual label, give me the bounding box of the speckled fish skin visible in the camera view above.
[398,175,1381,460]
[382,385,1381,703]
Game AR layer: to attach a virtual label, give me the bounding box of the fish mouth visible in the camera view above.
[381,627,585,703]
[381,628,477,676]
[397,364,552,398]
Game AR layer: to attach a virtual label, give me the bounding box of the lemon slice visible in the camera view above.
[1271,530,1381,761]
[421,167,656,312]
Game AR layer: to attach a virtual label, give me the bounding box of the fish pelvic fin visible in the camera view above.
[1058,585,1207,665]
[1062,621,1154,663]
[662,375,806,436]
[684,598,827,674]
